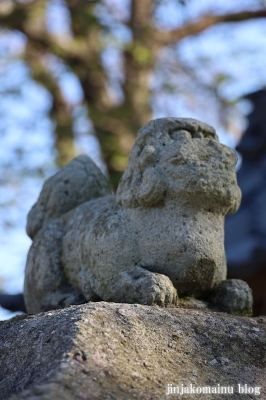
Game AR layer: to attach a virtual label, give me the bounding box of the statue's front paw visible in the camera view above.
[122,267,178,306]
[210,279,253,316]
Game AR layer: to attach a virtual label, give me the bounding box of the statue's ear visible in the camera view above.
[135,167,167,207]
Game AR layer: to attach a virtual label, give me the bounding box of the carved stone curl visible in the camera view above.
[24,118,252,315]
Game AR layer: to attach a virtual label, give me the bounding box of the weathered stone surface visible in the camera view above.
[24,118,246,315]
[0,303,265,400]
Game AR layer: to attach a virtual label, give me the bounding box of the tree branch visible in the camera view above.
[24,42,76,166]
[0,0,113,112]
[153,10,266,47]
[0,1,87,63]
[129,0,153,32]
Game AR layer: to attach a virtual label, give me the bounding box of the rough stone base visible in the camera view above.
[0,302,265,400]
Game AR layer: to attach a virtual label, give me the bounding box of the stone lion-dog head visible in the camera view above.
[116,118,241,215]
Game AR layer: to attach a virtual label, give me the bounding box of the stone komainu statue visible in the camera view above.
[24,118,253,315]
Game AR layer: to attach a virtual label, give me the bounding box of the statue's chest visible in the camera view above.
[136,213,224,266]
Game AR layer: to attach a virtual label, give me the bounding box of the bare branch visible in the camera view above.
[153,10,266,47]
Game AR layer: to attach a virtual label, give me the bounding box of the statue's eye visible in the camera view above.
[170,129,191,141]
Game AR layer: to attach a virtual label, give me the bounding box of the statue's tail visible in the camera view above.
[26,155,111,239]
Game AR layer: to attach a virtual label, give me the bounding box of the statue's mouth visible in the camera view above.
[169,155,186,165]
[167,156,238,188]
[167,144,237,170]
[168,157,222,169]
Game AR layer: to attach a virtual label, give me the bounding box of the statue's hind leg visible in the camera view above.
[24,218,87,314]
[209,279,253,315]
